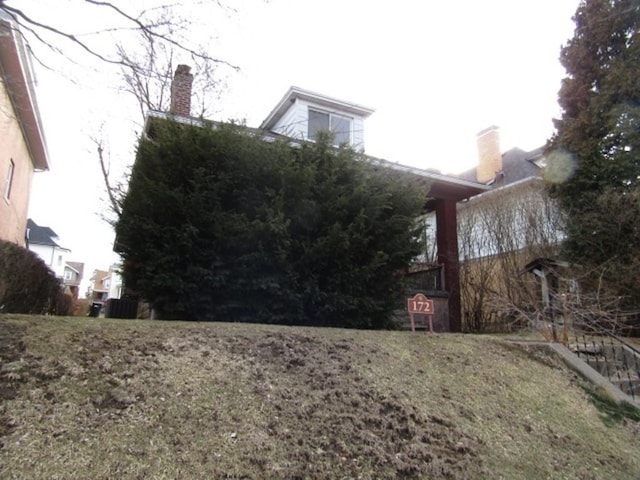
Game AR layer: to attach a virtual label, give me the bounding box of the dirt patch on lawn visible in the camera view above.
[1,316,638,479]
[0,320,484,479]
[224,332,482,478]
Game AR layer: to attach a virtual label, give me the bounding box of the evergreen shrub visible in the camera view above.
[0,240,61,314]
[116,122,426,327]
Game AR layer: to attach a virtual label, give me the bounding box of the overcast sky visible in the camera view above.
[25,0,580,293]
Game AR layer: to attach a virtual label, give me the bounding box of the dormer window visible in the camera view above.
[308,109,352,146]
[532,156,547,169]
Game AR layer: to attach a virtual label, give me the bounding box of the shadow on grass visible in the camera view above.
[582,384,640,427]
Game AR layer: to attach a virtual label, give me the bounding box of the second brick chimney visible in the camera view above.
[170,64,193,116]
[476,125,502,184]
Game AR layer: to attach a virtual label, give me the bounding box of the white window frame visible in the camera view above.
[308,108,352,146]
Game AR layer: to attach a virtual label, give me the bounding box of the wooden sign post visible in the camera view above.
[407,293,435,334]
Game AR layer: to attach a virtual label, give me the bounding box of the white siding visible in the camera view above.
[28,244,70,278]
[107,266,123,299]
[271,98,366,150]
[271,98,307,140]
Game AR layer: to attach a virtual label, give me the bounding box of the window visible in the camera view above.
[57,255,63,266]
[4,159,14,200]
[308,109,352,145]
[64,270,74,281]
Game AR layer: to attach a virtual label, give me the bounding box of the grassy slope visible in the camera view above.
[0,315,638,479]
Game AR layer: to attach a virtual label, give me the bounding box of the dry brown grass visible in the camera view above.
[0,314,639,479]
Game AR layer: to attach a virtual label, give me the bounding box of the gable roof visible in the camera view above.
[0,12,50,171]
[26,218,62,247]
[457,146,544,186]
[66,261,84,277]
[260,86,375,132]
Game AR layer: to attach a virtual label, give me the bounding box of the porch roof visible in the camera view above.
[367,156,489,207]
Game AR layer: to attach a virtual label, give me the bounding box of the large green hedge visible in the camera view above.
[0,240,62,314]
[115,121,426,327]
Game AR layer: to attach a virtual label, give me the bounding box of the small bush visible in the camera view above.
[54,292,74,316]
[0,240,61,314]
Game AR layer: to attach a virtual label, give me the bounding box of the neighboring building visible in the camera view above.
[105,263,124,300]
[133,66,488,331]
[26,219,84,296]
[458,125,545,188]
[64,261,84,299]
[89,263,138,319]
[0,12,49,246]
[88,264,123,301]
[26,218,72,277]
[450,126,564,331]
[455,125,562,261]
[88,265,127,319]
[89,269,109,303]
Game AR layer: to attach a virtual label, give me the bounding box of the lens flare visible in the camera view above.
[544,149,577,184]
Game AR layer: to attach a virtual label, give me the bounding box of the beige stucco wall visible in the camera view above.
[0,79,34,247]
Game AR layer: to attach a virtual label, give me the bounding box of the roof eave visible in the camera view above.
[0,17,50,171]
[260,86,375,132]
[367,155,490,204]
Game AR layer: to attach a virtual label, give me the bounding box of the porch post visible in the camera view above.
[435,198,461,332]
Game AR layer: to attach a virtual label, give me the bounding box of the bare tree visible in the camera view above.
[457,179,564,332]
[0,1,238,75]
[487,264,637,341]
[0,1,240,222]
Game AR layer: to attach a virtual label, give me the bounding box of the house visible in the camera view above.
[0,12,49,246]
[88,265,136,319]
[64,261,84,300]
[458,125,546,190]
[103,263,139,319]
[451,126,564,331]
[104,263,124,300]
[136,66,488,331]
[26,218,84,297]
[26,218,71,277]
[88,269,109,303]
[456,126,561,260]
[91,264,123,302]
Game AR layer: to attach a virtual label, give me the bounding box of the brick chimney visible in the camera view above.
[170,64,193,116]
[476,125,502,183]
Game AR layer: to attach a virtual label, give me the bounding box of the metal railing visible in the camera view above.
[571,333,640,402]
[403,263,444,292]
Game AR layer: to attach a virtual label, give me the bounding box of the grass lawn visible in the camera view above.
[1,314,639,479]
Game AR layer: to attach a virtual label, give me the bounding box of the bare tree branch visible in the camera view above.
[1,0,240,225]
[1,3,128,66]
[0,1,240,72]
[92,136,122,220]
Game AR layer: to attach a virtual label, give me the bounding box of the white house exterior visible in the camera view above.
[106,263,123,300]
[26,218,72,278]
[260,86,374,150]
[455,126,563,262]
[26,218,86,298]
